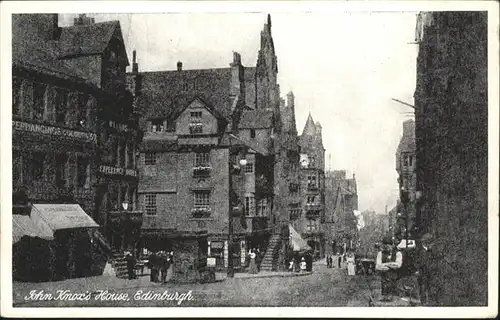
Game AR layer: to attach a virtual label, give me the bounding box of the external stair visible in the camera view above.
[260,233,281,271]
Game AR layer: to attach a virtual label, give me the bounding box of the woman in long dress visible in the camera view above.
[248,249,258,274]
[346,251,356,276]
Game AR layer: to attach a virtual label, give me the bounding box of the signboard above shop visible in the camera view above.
[99,165,138,178]
[13,121,97,143]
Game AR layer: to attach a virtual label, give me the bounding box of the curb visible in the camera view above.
[223,271,313,280]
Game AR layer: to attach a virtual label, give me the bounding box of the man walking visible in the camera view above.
[375,236,403,301]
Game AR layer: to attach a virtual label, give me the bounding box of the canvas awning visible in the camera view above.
[30,204,99,234]
[12,214,54,244]
[289,224,312,252]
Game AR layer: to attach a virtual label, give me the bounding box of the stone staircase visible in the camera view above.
[109,250,129,278]
[260,234,281,271]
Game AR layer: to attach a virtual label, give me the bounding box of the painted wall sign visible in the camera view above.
[108,121,129,132]
[99,165,138,177]
[13,121,97,143]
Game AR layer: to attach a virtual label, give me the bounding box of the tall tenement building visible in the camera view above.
[12,14,143,252]
[134,15,300,271]
[324,170,358,253]
[395,119,417,239]
[414,12,488,306]
[297,113,325,258]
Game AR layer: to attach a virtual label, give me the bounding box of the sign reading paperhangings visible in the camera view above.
[13,121,97,143]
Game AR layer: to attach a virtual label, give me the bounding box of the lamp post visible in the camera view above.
[227,133,247,278]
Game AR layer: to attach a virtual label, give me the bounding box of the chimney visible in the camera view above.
[132,50,139,73]
[73,14,95,26]
[177,61,182,71]
[402,119,415,137]
[231,52,241,66]
[286,91,294,107]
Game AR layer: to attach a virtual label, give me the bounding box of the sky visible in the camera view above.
[60,12,418,214]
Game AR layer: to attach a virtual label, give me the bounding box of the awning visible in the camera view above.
[12,214,54,244]
[30,204,99,234]
[289,224,312,252]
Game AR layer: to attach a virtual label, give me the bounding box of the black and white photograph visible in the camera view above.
[1,1,498,318]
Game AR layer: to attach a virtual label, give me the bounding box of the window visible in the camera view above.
[409,155,414,167]
[166,118,176,132]
[144,152,156,165]
[194,190,210,208]
[306,219,319,232]
[194,152,210,167]
[151,119,164,132]
[144,194,157,215]
[55,154,67,188]
[108,187,118,211]
[245,196,255,216]
[12,78,22,116]
[307,196,316,204]
[403,155,409,166]
[182,82,189,91]
[31,152,45,180]
[190,111,202,120]
[307,175,317,188]
[256,198,268,216]
[250,129,256,138]
[118,141,126,167]
[77,94,88,127]
[55,88,68,125]
[289,209,300,220]
[244,162,254,173]
[32,82,46,121]
[76,156,89,188]
[120,185,128,205]
[127,142,134,169]
[189,123,203,134]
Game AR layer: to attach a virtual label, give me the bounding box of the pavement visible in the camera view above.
[12,257,420,307]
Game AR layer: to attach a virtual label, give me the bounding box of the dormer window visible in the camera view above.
[151,119,164,132]
[189,111,203,134]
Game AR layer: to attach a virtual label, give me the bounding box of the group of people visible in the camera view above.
[147,251,174,283]
[287,253,313,273]
[325,251,356,276]
[247,248,263,274]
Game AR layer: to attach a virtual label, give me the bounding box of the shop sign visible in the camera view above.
[99,165,138,177]
[108,121,129,132]
[13,121,97,143]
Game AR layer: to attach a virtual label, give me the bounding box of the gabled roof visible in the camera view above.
[238,109,274,129]
[137,68,235,121]
[58,21,128,63]
[173,96,226,122]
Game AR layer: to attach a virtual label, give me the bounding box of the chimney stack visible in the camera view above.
[74,14,95,26]
[177,61,183,71]
[132,50,139,73]
[231,52,241,66]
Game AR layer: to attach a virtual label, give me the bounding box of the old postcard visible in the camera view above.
[1,1,498,318]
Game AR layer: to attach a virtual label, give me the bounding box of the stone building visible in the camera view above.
[12,14,143,252]
[297,113,325,258]
[395,119,417,239]
[324,170,359,253]
[413,12,487,305]
[134,15,297,271]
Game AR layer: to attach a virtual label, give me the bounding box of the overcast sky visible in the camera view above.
[60,12,418,214]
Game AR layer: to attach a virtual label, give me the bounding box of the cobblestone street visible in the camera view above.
[13,260,383,307]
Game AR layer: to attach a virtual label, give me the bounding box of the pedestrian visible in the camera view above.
[416,232,437,305]
[148,251,158,282]
[300,257,307,273]
[248,249,258,274]
[346,250,356,276]
[337,252,342,268]
[375,236,403,302]
[289,259,295,272]
[125,251,136,280]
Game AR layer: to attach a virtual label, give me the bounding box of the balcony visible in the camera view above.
[191,207,212,218]
[305,210,321,219]
[307,183,318,191]
[305,203,322,210]
[192,166,212,178]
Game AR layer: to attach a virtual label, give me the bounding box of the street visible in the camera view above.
[13,260,379,307]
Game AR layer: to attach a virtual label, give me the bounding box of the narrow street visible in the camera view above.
[13,260,378,307]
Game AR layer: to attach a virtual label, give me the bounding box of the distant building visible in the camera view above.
[324,170,358,253]
[395,119,416,239]
[296,113,325,258]
[414,11,487,306]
